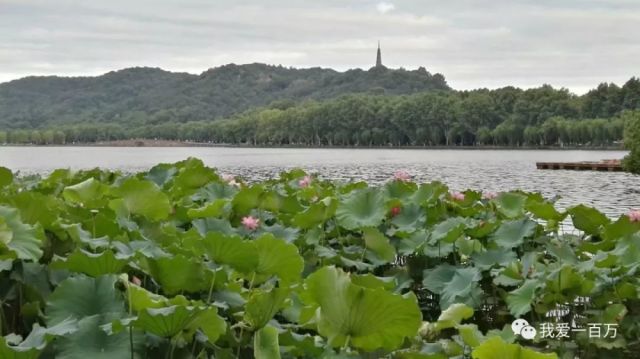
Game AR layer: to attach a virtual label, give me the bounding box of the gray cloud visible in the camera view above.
[0,0,638,93]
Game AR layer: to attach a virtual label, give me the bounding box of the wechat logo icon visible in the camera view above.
[511,319,537,340]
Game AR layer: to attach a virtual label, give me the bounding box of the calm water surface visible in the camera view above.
[1,147,638,218]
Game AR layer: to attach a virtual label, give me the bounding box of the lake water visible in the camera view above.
[1,146,638,218]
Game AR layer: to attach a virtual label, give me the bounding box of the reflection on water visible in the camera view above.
[2,146,638,218]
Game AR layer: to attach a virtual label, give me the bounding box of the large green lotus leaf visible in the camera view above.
[384,180,416,199]
[423,265,483,309]
[187,199,229,219]
[254,325,281,359]
[254,234,304,284]
[146,163,177,187]
[390,203,426,232]
[259,223,299,244]
[303,266,421,351]
[56,315,138,359]
[490,219,537,249]
[362,227,396,262]
[232,185,264,215]
[10,191,61,230]
[492,263,525,287]
[603,216,640,241]
[410,182,448,205]
[351,273,396,291]
[193,217,236,236]
[544,265,593,299]
[278,330,324,358]
[11,262,51,302]
[135,305,201,337]
[203,232,258,273]
[506,279,540,317]
[260,190,286,213]
[147,254,207,295]
[611,236,640,267]
[46,275,125,326]
[134,304,225,344]
[428,217,466,244]
[192,182,238,202]
[545,241,579,265]
[191,307,226,344]
[268,191,304,215]
[471,336,557,359]
[244,287,290,330]
[62,178,108,208]
[525,200,564,221]
[440,267,483,309]
[292,201,336,229]
[434,303,474,331]
[494,192,527,218]
[0,319,78,359]
[466,219,500,239]
[458,324,485,348]
[568,204,609,235]
[472,248,517,270]
[51,249,128,277]
[126,284,192,312]
[0,166,12,188]
[0,206,44,262]
[423,264,457,294]
[336,188,386,230]
[109,178,171,221]
[170,158,217,194]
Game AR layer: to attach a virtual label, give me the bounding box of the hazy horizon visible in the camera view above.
[1,0,639,94]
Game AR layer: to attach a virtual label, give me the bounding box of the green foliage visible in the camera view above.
[0,64,449,130]
[302,266,422,351]
[621,110,640,173]
[0,158,638,358]
[0,206,45,261]
[2,74,638,148]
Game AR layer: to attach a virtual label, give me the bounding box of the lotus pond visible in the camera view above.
[0,158,638,358]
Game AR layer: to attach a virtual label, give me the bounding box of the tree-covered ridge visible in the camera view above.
[1,65,638,147]
[4,92,636,148]
[0,159,639,358]
[0,64,449,128]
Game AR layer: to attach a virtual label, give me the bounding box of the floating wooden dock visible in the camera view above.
[536,160,623,172]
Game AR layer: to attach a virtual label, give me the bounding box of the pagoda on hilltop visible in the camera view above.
[376,41,383,68]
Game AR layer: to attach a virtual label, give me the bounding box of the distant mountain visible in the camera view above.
[0,63,449,128]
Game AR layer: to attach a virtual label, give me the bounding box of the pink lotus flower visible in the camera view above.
[221,173,240,187]
[221,173,235,182]
[393,170,411,182]
[628,209,640,223]
[299,175,312,188]
[241,216,260,230]
[451,191,465,201]
[482,191,498,200]
[390,206,401,217]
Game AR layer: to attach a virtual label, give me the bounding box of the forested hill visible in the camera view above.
[0,63,449,128]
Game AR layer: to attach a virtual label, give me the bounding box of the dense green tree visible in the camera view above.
[1,71,637,149]
[0,64,450,129]
[622,111,640,173]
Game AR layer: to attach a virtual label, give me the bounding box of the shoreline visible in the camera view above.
[0,139,627,151]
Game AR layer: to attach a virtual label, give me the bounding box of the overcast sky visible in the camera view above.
[0,0,638,93]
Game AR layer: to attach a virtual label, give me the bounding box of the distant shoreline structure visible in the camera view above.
[1,139,626,151]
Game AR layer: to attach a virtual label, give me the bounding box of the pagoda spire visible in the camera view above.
[376,41,382,68]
